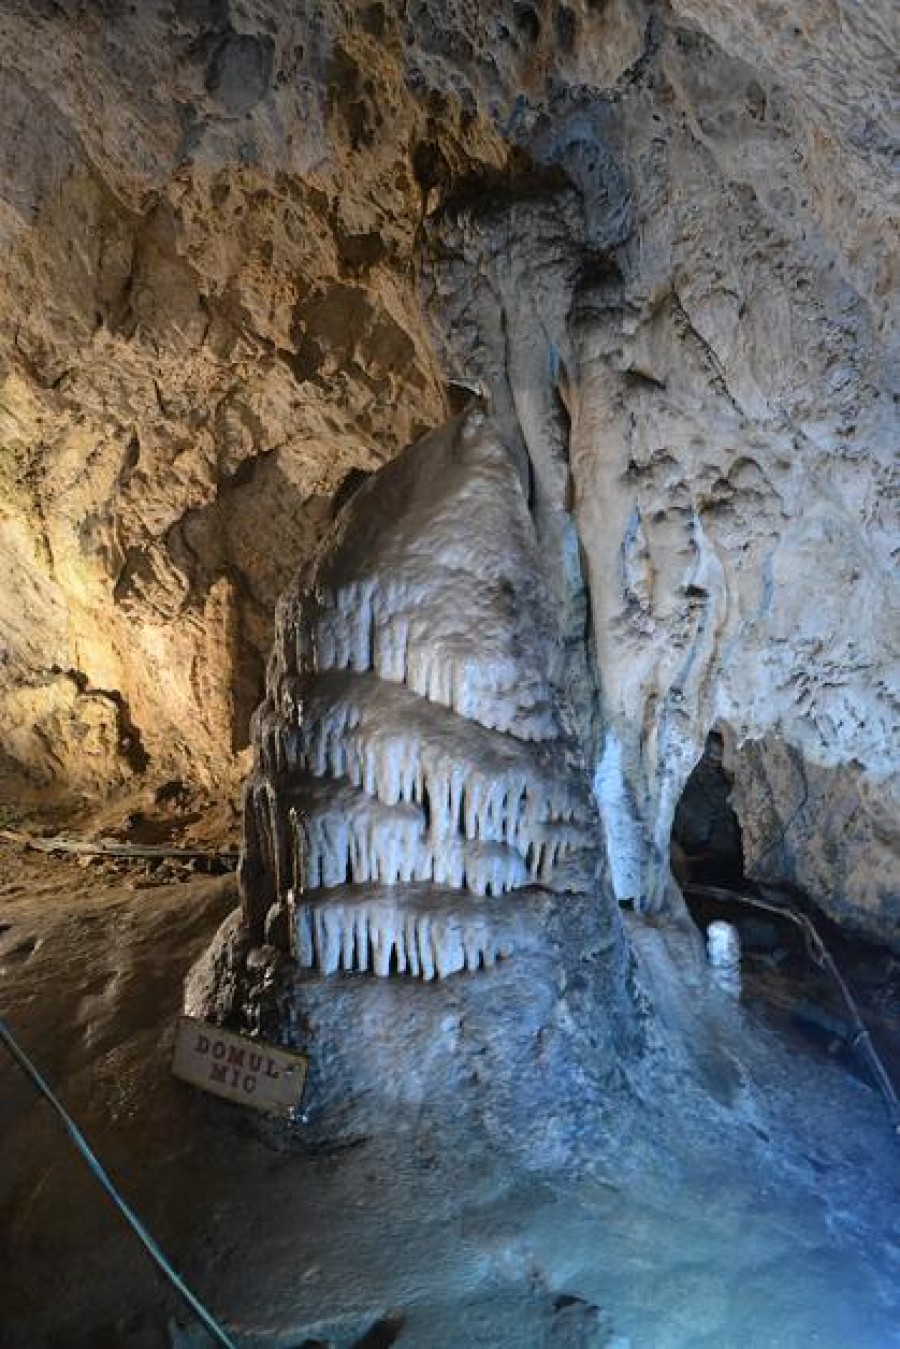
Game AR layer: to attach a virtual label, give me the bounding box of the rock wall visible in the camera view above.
[0,0,453,793]
[0,2,895,938]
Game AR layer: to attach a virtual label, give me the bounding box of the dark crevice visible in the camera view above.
[671,730,744,887]
[351,1312,406,1349]
[49,667,150,774]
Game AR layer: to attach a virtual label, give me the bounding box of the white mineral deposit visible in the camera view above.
[232,411,603,990]
[706,920,743,999]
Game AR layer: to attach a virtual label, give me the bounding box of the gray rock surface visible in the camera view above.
[3,844,900,1348]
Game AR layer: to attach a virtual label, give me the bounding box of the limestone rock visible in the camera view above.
[192,410,635,1131]
[0,2,894,941]
[238,410,610,978]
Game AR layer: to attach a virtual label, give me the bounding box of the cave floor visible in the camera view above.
[1,841,899,1349]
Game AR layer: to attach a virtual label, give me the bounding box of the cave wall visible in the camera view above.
[0,0,454,792]
[0,1,895,938]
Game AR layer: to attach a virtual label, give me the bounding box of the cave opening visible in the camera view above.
[670,728,744,890]
[669,730,850,1047]
[670,733,900,1109]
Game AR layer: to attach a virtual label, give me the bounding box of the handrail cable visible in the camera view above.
[0,1016,239,1349]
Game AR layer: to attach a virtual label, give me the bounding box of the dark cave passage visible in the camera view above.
[670,730,744,889]
[670,734,900,1108]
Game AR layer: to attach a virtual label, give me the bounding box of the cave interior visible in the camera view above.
[0,3,898,1347]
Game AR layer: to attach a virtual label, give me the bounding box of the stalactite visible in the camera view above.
[238,411,606,979]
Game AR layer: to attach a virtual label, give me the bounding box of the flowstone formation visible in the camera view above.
[241,407,602,980]
[192,410,635,1138]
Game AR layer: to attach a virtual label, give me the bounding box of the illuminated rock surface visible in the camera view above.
[0,5,898,1344]
[0,1,894,942]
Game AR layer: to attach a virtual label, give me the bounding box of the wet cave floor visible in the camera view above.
[1,837,899,1349]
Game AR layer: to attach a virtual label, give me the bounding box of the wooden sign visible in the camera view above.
[172,1016,307,1118]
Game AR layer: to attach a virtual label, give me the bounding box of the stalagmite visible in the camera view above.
[238,410,606,978]
[707,920,742,998]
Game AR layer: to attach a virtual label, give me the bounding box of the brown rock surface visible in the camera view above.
[0,2,895,936]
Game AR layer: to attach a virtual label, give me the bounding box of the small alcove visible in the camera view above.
[670,733,900,1103]
[670,729,744,889]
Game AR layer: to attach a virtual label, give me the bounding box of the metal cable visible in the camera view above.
[0,1016,239,1349]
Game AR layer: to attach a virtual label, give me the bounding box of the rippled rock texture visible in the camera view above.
[0,1,895,938]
